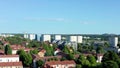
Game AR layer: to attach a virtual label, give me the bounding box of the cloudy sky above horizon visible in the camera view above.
[0,0,120,34]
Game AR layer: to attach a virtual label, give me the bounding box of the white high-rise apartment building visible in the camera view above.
[24,33,37,40]
[70,36,83,43]
[70,36,77,42]
[29,34,36,40]
[42,35,51,42]
[24,34,29,39]
[55,35,61,41]
[109,37,118,47]
[77,36,83,43]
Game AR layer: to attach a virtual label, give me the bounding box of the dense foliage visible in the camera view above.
[4,36,29,45]
[17,49,32,66]
[4,45,12,55]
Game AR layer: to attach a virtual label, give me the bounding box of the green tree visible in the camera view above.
[17,49,32,66]
[36,60,44,67]
[76,54,90,68]
[30,49,38,55]
[62,46,70,54]
[96,46,104,54]
[102,51,120,66]
[77,43,82,52]
[76,64,82,68]
[43,43,54,56]
[60,57,67,61]
[87,55,97,67]
[67,53,74,60]
[54,57,58,61]
[27,40,40,48]
[102,61,119,68]
[24,53,32,66]
[4,45,12,55]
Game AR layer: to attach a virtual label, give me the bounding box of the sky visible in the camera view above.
[0,0,120,34]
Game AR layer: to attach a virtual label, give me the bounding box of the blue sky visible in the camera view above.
[0,0,120,34]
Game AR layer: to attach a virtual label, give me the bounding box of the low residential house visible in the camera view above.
[83,53,103,63]
[0,55,23,68]
[3,42,9,46]
[96,54,103,63]
[11,45,25,54]
[0,55,19,62]
[44,60,76,68]
[0,62,23,68]
[32,54,62,68]
[11,45,33,54]
[54,48,61,56]
[38,49,46,57]
[0,50,4,55]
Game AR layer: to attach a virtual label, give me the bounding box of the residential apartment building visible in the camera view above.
[0,55,23,68]
[41,34,83,43]
[0,33,14,37]
[44,60,76,68]
[70,36,83,43]
[41,34,51,42]
[55,35,61,41]
[24,33,37,40]
[109,36,118,47]
[0,55,19,62]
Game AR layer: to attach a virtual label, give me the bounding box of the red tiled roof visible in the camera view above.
[0,62,23,66]
[0,55,19,57]
[32,54,62,61]
[97,54,104,57]
[0,50,4,53]
[11,45,25,50]
[45,60,76,65]
[39,49,46,53]
[0,50,4,55]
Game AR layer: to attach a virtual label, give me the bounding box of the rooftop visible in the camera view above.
[0,55,19,58]
[45,60,76,65]
[0,62,23,66]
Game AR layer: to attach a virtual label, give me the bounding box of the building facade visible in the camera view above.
[109,37,118,47]
[70,36,83,43]
[0,55,23,68]
[55,35,61,41]
[24,33,37,40]
[44,60,76,68]
[41,34,51,42]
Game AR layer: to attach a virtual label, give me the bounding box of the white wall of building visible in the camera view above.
[0,34,14,37]
[77,36,83,43]
[12,50,18,55]
[0,56,19,62]
[109,37,118,47]
[70,36,77,42]
[29,34,36,40]
[70,36,83,43]
[43,35,51,42]
[55,35,61,41]
[24,34,36,40]
[24,34,29,39]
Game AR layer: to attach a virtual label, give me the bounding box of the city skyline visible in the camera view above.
[0,0,120,34]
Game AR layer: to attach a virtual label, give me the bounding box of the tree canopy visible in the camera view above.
[17,49,32,66]
[4,45,12,55]
[102,61,119,68]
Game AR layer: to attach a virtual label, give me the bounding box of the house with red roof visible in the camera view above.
[0,55,23,68]
[11,45,33,54]
[38,49,46,57]
[44,60,76,68]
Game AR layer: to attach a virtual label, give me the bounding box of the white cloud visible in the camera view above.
[24,17,67,22]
